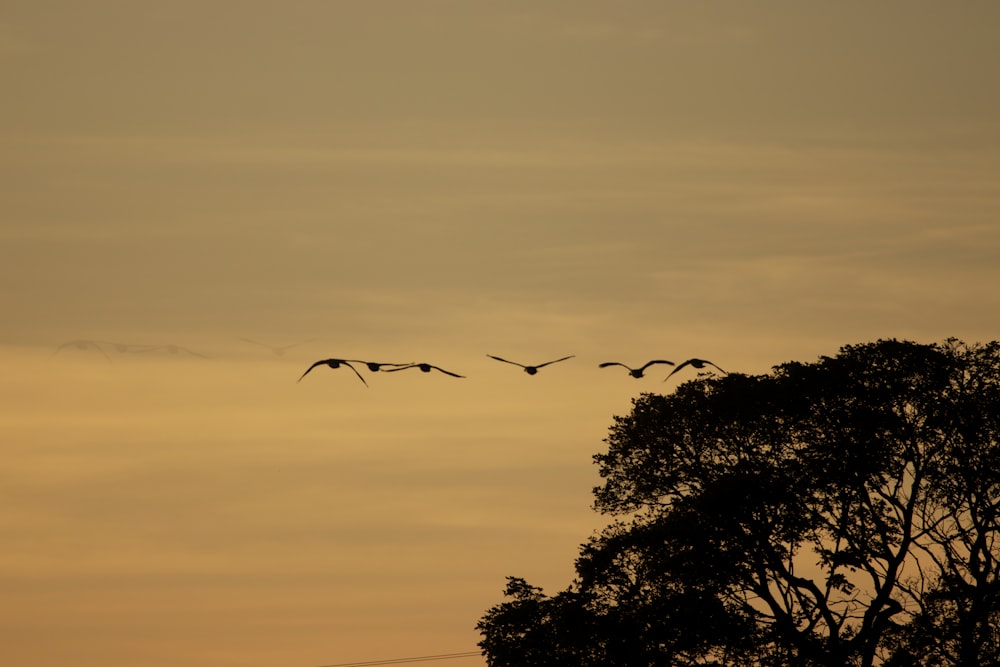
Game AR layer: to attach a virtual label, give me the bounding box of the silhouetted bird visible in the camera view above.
[348,360,414,372]
[53,339,111,361]
[487,354,575,375]
[663,358,727,381]
[599,360,674,378]
[238,337,315,356]
[384,363,465,378]
[297,358,368,386]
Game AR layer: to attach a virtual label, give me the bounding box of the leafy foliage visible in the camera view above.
[477,339,1000,667]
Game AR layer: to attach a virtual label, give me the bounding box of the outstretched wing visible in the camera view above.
[362,361,413,371]
[663,358,727,381]
[663,359,693,380]
[486,354,525,368]
[54,339,111,362]
[534,355,575,369]
[297,360,329,382]
[298,359,368,386]
[342,361,369,386]
[430,365,465,378]
[599,361,628,369]
[639,359,674,372]
[383,364,417,373]
[704,361,727,374]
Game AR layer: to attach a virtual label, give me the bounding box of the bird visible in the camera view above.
[486,354,575,375]
[663,358,727,381]
[383,363,465,378]
[599,360,675,378]
[348,360,414,372]
[238,337,315,356]
[53,339,112,361]
[297,358,368,386]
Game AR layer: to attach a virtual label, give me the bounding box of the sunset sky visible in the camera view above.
[2,2,999,666]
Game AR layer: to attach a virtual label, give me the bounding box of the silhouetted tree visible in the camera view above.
[477,339,1000,667]
[882,574,1000,667]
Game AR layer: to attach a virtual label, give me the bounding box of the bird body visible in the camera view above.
[664,358,727,381]
[599,360,674,378]
[298,358,368,386]
[384,363,465,378]
[487,354,574,375]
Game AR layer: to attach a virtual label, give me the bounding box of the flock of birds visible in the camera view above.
[300,354,726,387]
[54,339,727,387]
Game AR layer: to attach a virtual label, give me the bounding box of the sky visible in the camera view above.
[1,2,999,666]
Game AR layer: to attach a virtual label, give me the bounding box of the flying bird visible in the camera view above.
[297,358,368,386]
[663,358,727,381]
[599,360,675,378]
[239,337,315,356]
[347,360,414,372]
[486,354,575,375]
[384,363,465,378]
[53,339,112,361]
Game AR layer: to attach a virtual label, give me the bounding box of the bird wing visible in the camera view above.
[342,361,369,386]
[383,364,417,373]
[639,359,674,372]
[374,362,413,370]
[663,359,694,381]
[534,355,575,368]
[430,365,465,378]
[599,361,628,369]
[55,340,111,361]
[297,360,328,382]
[486,355,524,367]
[705,361,727,374]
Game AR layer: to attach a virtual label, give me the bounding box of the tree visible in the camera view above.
[477,339,1000,666]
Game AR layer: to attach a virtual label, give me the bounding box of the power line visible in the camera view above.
[317,650,482,667]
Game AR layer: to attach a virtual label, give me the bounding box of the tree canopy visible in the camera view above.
[477,339,1000,667]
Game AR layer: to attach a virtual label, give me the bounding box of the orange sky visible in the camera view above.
[2,2,999,666]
